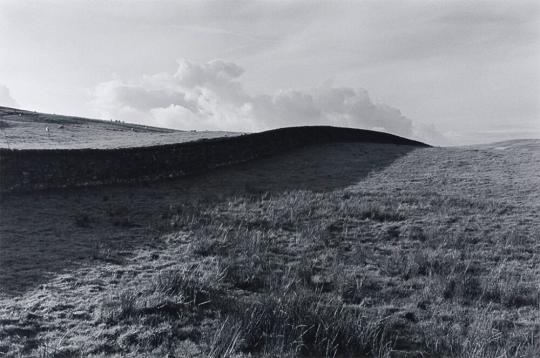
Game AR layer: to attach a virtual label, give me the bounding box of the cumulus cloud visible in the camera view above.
[93,59,444,144]
[0,85,18,108]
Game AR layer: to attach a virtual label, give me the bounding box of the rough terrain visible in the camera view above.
[0,111,538,357]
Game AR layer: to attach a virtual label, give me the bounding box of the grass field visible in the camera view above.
[1,137,539,357]
[0,106,239,149]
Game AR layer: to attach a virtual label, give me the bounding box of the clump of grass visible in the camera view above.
[150,267,224,307]
[192,228,277,291]
[97,290,139,324]
[443,274,483,303]
[356,203,406,222]
[422,307,540,357]
[97,263,225,325]
[404,224,428,241]
[481,269,540,308]
[215,290,392,357]
[208,319,244,358]
[223,259,268,292]
[337,272,383,305]
[383,249,461,280]
[496,280,539,308]
[166,201,215,229]
[502,227,531,247]
[38,344,81,358]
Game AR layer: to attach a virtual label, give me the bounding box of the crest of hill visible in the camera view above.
[0,106,428,192]
[0,105,427,151]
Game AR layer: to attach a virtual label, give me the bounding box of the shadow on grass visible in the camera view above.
[0,142,420,296]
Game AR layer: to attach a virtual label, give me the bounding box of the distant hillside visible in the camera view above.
[0,106,239,150]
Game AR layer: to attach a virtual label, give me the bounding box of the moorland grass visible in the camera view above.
[1,141,539,357]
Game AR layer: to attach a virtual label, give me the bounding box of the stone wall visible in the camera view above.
[0,126,428,192]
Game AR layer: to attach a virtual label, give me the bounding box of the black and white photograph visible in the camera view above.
[0,1,539,357]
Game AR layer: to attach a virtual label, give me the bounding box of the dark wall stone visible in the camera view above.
[0,126,428,192]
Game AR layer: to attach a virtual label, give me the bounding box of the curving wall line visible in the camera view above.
[0,126,428,192]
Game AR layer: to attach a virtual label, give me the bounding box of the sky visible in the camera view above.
[0,0,539,145]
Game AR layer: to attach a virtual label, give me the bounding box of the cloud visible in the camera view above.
[93,59,445,144]
[0,85,18,108]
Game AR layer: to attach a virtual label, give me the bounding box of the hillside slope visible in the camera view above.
[0,139,538,357]
[0,106,238,150]
[0,107,426,192]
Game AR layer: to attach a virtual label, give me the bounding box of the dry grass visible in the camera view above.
[1,139,539,357]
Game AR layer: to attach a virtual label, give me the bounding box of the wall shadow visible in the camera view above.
[0,142,421,296]
[1,126,427,192]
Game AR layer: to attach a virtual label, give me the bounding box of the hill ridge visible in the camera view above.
[0,107,428,192]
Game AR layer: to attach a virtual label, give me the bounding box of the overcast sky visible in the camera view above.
[1,0,539,145]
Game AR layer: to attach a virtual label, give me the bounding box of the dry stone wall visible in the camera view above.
[0,126,428,192]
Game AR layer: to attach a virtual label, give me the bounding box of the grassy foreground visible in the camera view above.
[1,141,539,357]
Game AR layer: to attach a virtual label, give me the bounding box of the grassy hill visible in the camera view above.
[0,109,538,357]
[0,106,239,150]
[0,107,426,193]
